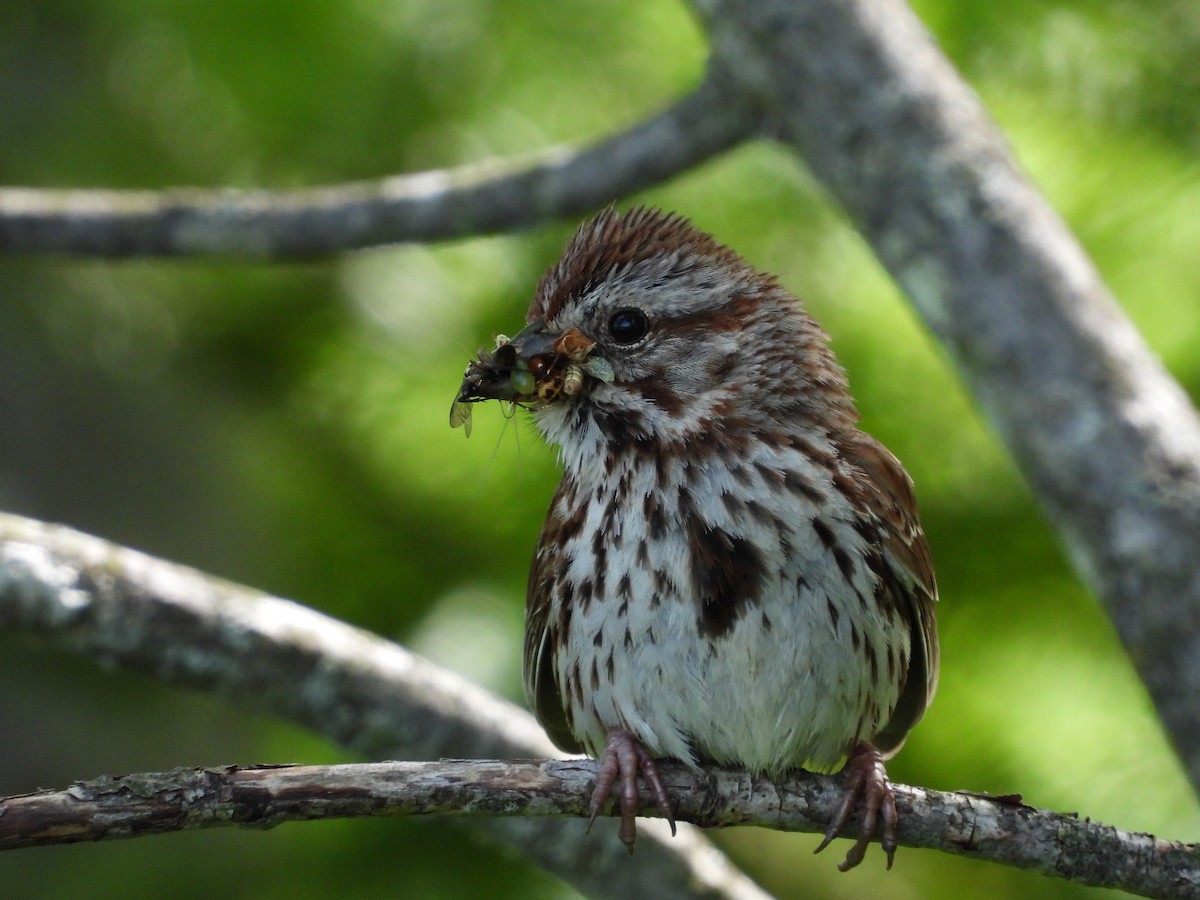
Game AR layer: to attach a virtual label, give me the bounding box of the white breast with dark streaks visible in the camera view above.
[541,434,908,774]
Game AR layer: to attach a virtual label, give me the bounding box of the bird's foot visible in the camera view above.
[814,741,898,871]
[587,730,676,852]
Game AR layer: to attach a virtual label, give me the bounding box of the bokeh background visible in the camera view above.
[1,1,1198,897]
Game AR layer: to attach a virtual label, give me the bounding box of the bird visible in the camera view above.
[452,206,938,870]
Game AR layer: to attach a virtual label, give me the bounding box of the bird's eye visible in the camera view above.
[607,308,648,345]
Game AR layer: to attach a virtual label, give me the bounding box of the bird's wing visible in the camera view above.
[838,430,939,755]
[523,482,585,754]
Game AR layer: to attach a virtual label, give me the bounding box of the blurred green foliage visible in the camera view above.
[1,1,1197,897]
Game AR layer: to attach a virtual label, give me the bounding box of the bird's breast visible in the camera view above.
[538,443,909,772]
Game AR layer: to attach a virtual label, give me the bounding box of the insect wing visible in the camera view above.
[449,397,474,438]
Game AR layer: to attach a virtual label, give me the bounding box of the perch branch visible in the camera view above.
[3,760,1197,899]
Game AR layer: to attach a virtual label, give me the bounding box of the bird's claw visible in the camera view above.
[587,730,676,852]
[814,741,898,870]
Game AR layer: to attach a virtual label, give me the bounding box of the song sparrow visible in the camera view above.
[452,207,938,870]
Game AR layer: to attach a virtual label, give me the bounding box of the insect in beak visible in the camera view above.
[449,325,613,437]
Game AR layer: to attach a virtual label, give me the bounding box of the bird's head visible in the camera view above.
[452,207,855,454]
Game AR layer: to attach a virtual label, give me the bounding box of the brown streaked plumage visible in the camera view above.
[454,207,938,870]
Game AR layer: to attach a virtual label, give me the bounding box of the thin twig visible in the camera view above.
[0,67,757,258]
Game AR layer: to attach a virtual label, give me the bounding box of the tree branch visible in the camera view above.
[3,760,1196,899]
[0,512,766,900]
[690,0,1200,793]
[0,68,756,258]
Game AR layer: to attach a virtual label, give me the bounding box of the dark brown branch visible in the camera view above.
[0,68,756,259]
[690,0,1200,792]
[0,512,766,900]
[3,760,1195,899]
